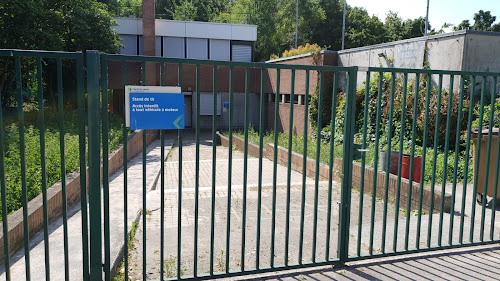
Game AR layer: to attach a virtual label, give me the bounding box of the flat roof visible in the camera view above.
[113,17,257,42]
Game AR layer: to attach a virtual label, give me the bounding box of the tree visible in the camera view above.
[385,11,404,41]
[109,0,142,18]
[309,0,343,50]
[472,10,496,31]
[224,0,286,61]
[170,1,198,20]
[455,20,471,31]
[345,7,387,49]
[0,0,121,107]
[402,17,431,38]
[455,10,500,32]
[156,0,228,21]
[0,0,120,52]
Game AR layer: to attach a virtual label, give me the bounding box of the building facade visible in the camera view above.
[110,18,259,129]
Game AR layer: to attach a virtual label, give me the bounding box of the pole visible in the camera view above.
[295,0,299,48]
[342,0,346,50]
[425,0,430,36]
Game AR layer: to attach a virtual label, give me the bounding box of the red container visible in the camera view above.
[401,155,422,183]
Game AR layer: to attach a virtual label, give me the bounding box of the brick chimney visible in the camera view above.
[142,0,157,85]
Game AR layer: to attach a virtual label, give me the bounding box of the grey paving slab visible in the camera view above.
[127,134,403,280]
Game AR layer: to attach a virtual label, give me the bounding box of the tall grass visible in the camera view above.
[1,109,126,217]
[228,127,472,187]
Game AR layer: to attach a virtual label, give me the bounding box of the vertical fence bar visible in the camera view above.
[225,66,234,273]
[416,74,432,249]
[470,77,487,242]
[450,76,465,244]
[326,73,338,260]
[177,63,184,279]
[405,73,420,251]
[312,71,325,262]
[16,55,31,281]
[210,65,218,275]
[299,70,310,264]
[285,69,295,265]
[480,77,494,242]
[256,67,265,269]
[382,72,396,253]
[141,61,147,281]
[393,73,409,252]
[358,71,371,256]
[480,76,496,241]
[271,69,280,268]
[369,71,384,255]
[87,51,102,280]
[490,77,499,240]
[431,75,445,247]
[101,55,110,281]
[121,60,129,281]
[339,69,357,263]
[241,67,250,271]
[38,57,51,280]
[460,76,476,243]
[57,58,70,280]
[194,64,201,277]
[77,54,89,281]
[0,78,10,281]
[440,75,455,246]
[160,62,165,281]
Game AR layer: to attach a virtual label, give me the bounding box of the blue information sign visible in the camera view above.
[129,92,184,130]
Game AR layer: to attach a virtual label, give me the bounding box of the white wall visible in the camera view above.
[114,17,257,41]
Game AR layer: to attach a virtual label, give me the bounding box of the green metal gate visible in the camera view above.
[94,52,359,280]
[1,49,500,280]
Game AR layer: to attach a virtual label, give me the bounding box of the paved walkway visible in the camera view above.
[127,132,403,280]
[0,134,176,281]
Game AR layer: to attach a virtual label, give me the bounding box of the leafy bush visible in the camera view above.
[269,43,322,60]
[350,72,471,150]
[308,84,335,131]
[472,95,500,129]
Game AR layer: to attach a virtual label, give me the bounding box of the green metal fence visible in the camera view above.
[346,67,500,262]
[0,50,88,281]
[1,49,500,280]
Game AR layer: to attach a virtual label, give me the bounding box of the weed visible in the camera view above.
[216,250,225,271]
[112,222,138,281]
[412,209,426,216]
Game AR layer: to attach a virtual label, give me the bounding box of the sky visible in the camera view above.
[346,0,500,30]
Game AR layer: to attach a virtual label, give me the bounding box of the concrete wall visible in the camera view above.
[338,30,500,92]
[463,33,500,73]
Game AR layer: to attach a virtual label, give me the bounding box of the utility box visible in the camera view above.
[472,127,500,202]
